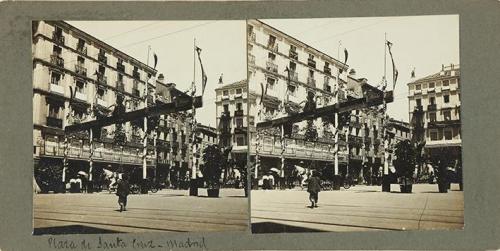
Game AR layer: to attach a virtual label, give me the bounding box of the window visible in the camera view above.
[444,95,450,103]
[77,56,85,65]
[236,118,243,128]
[236,88,242,94]
[443,80,449,86]
[223,104,229,112]
[50,72,61,85]
[429,82,435,88]
[267,77,276,88]
[223,90,229,96]
[117,73,124,82]
[98,65,105,74]
[52,45,62,55]
[236,103,242,111]
[77,38,85,49]
[430,131,438,141]
[443,110,451,121]
[48,104,61,118]
[444,130,452,140]
[54,26,63,36]
[247,24,253,35]
[236,136,245,146]
[308,54,314,60]
[76,80,85,93]
[268,35,276,46]
[416,99,422,107]
[429,112,436,122]
[430,97,435,105]
[289,61,296,72]
[415,84,421,90]
[97,88,105,99]
[423,83,428,89]
[288,84,296,96]
[309,69,314,77]
[268,52,276,61]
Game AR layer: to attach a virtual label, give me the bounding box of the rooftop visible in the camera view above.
[214,79,247,91]
[409,64,460,85]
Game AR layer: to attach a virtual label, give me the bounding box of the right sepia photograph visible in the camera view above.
[247,15,462,233]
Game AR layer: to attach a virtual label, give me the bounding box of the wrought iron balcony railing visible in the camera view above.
[52,32,65,45]
[266,61,278,73]
[47,117,63,128]
[75,64,87,76]
[50,54,64,67]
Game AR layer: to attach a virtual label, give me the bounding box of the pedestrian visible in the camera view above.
[306,171,321,208]
[116,173,130,212]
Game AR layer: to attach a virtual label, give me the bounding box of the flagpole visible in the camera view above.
[143,45,151,185]
[384,33,387,83]
[190,38,198,196]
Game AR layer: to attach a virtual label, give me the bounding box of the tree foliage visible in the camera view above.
[393,139,416,178]
[201,144,224,188]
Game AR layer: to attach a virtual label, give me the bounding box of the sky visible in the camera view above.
[262,15,459,122]
[68,20,247,127]
[69,15,458,124]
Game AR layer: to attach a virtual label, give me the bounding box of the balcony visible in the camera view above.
[50,54,64,67]
[220,111,231,121]
[324,67,332,75]
[74,91,87,102]
[307,59,316,68]
[97,74,107,85]
[427,103,437,111]
[46,117,62,128]
[289,50,298,60]
[132,88,140,97]
[52,32,65,45]
[267,42,278,52]
[98,54,107,64]
[49,83,65,95]
[248,54,255,65]
[97,98,107,107]
[117,64,125,73]
[116,81,125,92]
[249,32,256,42]
[289,71,298,82]
[266,61,278,73]
[75,64,87,76]
[349,154,363,161]
[133,71,140,80]
[76,45,87,55]
[234,109,244,117]
[307,76,316,87]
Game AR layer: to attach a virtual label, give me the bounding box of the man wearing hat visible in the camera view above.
[306,170,321,208]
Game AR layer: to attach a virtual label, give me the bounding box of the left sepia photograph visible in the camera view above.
[32,20,249,234]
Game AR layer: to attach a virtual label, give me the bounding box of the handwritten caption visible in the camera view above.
[47,236,207,250]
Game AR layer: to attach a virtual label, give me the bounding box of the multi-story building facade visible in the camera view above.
[408,64,461,163]
[32,21,159,190]
[214,79,249,173]
[247,19,352,184]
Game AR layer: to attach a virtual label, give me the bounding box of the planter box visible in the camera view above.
[207,189,220,198]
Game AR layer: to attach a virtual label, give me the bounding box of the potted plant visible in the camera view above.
[393,140,416,193]
[201,145,224,197]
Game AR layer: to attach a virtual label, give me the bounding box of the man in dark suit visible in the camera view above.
[307,171,321,208]
[116,174,130,212]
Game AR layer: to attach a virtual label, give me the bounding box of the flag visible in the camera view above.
[386,40,398,89]
[153,53,158,69]
[195,46,208,95]
[344,48,348,64]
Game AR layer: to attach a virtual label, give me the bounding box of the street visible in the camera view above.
[33,189,248,235]
[251,184,463,233]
